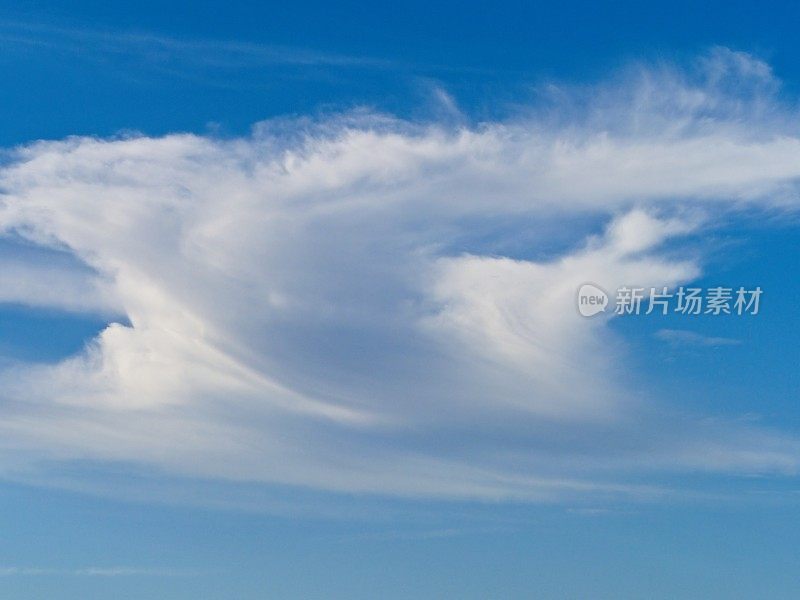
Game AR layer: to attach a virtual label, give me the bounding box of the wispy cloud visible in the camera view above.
[656,328,742,347]
[0,566,187,577]
[344,526,513,542]
[0,48,796,505]
[0,20,398,88]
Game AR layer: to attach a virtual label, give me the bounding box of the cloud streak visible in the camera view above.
[655,329,741,347]
[0,19,398,88]
[0,566,186,577]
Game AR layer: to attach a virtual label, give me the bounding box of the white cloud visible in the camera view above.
[0,49,797,503]
[421,209,698,420]
[655,329,741,347]
[0,19,393,72]
[0,566,184,577]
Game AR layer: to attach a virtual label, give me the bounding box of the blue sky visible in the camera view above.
[1,2,800,599]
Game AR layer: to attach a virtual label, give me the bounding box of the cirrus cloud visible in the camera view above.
[0,48,797,503]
